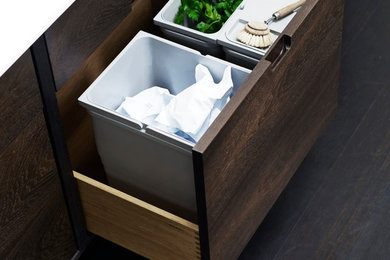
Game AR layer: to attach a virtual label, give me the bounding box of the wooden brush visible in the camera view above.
[237,21,273,48]
[237,0,306,48]
[265,0,306,25]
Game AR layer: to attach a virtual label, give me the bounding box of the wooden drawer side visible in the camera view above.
[73,172,200,260]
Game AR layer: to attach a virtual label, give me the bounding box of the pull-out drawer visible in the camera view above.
[73,171,200,259]
[57,0,344,259]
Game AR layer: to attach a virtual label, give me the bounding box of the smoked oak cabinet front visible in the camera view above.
[54,0,345,259]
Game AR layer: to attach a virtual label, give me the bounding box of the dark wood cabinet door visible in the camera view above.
[192,0,344,258]
[0,51,76,259]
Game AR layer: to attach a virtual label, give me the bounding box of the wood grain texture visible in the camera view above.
[46,0,132,89]
[56,0,167,180]
[0,55,42,155]
[0,52,76,259]
[269,84,390,260]
[74,171,200,260]
[193,0,344,258]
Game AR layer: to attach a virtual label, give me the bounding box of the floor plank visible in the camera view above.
[271,88,390,259]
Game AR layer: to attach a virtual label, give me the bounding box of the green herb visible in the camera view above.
[174,0,243,34]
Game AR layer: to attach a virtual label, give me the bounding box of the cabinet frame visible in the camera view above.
[40,0,346,259]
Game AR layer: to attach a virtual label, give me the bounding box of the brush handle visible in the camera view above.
[273,0,306,20]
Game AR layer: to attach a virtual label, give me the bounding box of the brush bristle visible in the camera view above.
[237,29,273,48]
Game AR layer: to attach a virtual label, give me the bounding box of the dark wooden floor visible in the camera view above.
[81,0,390,259]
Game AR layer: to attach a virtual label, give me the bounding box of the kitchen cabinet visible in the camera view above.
[0,0,345,258]
[54,0,345,259]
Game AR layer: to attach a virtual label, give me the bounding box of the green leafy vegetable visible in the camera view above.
[174,0,243,34]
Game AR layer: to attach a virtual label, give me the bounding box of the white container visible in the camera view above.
[153,0,244,57]
[78,31,250,221]
[218,0,299,68]
[154,0,299,68]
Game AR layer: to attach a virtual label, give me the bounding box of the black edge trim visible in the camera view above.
[30,34,92,251]
[192,150,211,260]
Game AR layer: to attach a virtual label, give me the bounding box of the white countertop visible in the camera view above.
[0,0,76,77]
